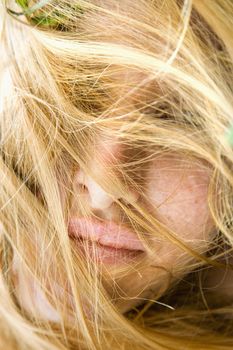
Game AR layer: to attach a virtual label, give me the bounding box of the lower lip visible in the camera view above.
[71,238,144,265]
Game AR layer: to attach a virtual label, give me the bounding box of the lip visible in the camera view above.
[68,217,145,251]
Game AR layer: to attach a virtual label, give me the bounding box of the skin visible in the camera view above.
[69,135,216,313]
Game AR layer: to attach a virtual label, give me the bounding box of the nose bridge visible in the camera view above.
[97,136,123,168]
[89,135,124,186]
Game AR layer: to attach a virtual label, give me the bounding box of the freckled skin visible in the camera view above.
[109,155,215,312]
[70,138,216,313]
[146,155,214,242]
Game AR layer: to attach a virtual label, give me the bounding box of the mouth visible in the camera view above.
[68,217,145,264]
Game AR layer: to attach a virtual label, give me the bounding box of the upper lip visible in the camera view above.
[68,217,145,251]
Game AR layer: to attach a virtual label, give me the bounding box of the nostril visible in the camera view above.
[77,184,88,193]
[74,169,89,192]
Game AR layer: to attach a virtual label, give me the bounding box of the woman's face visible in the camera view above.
[67,134,215,313]
[13,134,216,319]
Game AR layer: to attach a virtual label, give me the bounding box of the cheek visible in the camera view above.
[145,156,215,242]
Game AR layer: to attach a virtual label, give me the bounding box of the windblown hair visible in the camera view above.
[1,0,233,349]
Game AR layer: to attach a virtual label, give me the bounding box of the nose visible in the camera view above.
[74,137,140,211]
[75,169,140,211]
[75,170,115,210]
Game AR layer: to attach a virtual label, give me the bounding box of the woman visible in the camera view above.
[1,0,233,349]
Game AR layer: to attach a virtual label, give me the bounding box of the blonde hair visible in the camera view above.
[1,0,233,349]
